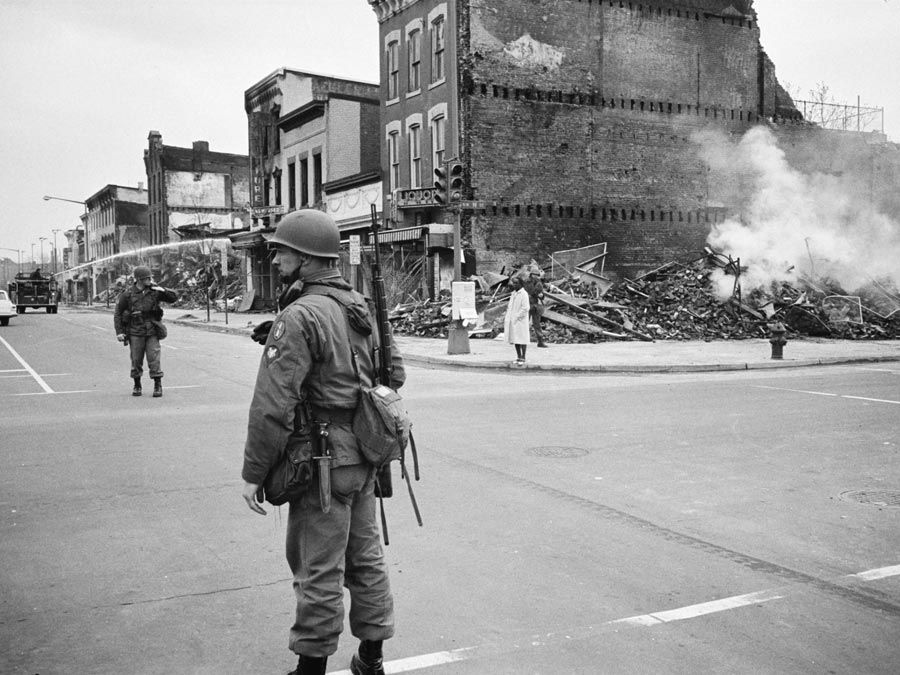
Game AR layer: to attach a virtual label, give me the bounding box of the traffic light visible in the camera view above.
[447,162,463,203]
[433,165,449,205]
[434,161,464,205]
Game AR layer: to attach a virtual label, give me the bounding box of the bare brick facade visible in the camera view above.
[370,0,897,280]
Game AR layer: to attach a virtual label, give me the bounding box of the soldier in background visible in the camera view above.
[523,265,548,348]
[113,266,177,397]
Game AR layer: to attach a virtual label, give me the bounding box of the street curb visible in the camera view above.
[81,305,900,374]
[400,352,900,374]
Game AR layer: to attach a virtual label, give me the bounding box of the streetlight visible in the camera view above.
[43,194,88,304]
[39,237,47,268]
[31,243,35,266]
[43,195,87,209]
[52,229,61,275]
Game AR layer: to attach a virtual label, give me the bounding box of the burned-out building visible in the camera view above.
[367,0,898,282]
[143,131,250,249]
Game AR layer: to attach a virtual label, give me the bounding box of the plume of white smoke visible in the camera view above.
[692,126,900,299]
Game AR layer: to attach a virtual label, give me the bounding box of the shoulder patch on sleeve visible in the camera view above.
[265,345,281,365]
[273,320,286,340]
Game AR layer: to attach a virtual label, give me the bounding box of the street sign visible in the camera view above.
[349,235,361,265]
[457,200,486,210]
[250,205,284,217]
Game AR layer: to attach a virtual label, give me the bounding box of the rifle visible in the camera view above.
[369,204,395,498]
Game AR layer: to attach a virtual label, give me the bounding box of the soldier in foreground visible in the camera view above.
[113,265,177,397]
[241,210,405,675]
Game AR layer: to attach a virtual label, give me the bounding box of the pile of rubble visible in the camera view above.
[102,246,244,312]
[389,248,900,342]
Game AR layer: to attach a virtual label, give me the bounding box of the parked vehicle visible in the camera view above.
[0,289,14,325]
[8,272,59,314]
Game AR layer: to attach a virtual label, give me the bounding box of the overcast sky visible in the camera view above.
[1,0,897,264]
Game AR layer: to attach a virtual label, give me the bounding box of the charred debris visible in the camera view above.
[390,247,900,342]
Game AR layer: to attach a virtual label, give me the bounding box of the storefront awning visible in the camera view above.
[374,226,425,244]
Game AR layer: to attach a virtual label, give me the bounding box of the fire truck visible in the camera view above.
[8,272,59,314]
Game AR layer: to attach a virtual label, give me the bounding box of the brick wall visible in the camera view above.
[463,0,760,276]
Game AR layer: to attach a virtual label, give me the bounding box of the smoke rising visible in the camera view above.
[692,125,900,299]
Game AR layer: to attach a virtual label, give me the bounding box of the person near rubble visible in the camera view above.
[523,265,548,347]
[240,209,405,675]
[113,265,177,398]
[504,274,531,365]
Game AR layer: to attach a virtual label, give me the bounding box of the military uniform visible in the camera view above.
[242,268,405,659]
[113,283,177,380]
[522,275,547,346]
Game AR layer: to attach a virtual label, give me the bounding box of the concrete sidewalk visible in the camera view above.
[155,307,900,373]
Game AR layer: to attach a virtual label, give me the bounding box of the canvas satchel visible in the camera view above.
[353,383,411,467]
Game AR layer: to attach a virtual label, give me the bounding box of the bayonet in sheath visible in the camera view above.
[314,421,332,513]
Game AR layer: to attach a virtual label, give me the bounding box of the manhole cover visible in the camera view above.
[839,490,900,507]
[527,446,589,458]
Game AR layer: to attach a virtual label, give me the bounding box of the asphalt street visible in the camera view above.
[1,307,898,674]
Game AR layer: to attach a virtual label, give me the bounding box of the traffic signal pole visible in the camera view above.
[434,159,471,355]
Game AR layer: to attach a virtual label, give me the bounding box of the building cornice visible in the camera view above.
[323,170,380,193]
[368,0,424,23]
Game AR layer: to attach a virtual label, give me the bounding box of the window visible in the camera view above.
[408,29,421,92]
[387,40,399,100]
[388,131,400,193]
[431,115,445,169]
[288,162,296,209]
[312,153,322,205]
[408,125,421,188]
[263,176,270,206]
[274,169,282,206]
[300,158,309,206]
[431,16,445,83]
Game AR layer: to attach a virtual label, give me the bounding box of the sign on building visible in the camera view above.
[349,235,361,266]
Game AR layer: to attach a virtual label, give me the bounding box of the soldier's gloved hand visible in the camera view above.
[116,334,126,343]
[251,320,273,345]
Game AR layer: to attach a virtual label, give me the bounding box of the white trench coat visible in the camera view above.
[504,287,531,345]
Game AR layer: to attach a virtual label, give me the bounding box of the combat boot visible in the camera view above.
[132,378,142,396]
[152,377,162,398]
[350,640,385,675]
[288,654,327,675]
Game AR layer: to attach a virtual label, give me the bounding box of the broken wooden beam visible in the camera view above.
[545,292,654,341]
[543,308,629,340]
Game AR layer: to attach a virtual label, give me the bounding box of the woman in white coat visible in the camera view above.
[504,275,531,365]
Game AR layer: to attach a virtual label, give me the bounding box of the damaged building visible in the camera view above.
[367,0,899,284]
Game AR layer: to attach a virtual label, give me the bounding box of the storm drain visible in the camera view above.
[839,490,900,508]
[527,446,590,458]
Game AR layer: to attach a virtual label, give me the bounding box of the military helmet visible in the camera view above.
[133,265,152,280]
[269,209,340,258]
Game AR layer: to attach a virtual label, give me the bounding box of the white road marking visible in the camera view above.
[16,390,96,396]
[611,589,784,627]
[753,385,900,405]
[89,325,110,332]
[0,336,54,393]
[846,565,900,581]
[334,563,899,673]
[0,368,26,373]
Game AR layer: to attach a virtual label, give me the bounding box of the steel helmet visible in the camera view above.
[269,209,340,258]
[133,265,152,280]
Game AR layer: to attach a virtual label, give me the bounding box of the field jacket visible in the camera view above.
[241,270,406,485]
[113,284,177,337]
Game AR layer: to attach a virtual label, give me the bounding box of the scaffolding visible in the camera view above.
[794,97,884,134]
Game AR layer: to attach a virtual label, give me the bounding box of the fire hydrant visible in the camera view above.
[768,321,787,360]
